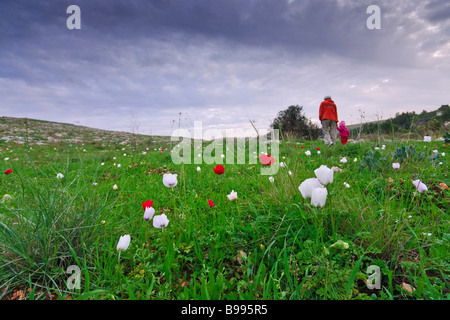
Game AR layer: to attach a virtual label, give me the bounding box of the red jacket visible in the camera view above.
[319,99,338,122]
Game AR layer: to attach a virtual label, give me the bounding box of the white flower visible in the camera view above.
[142,151,147,155]
[299,178,323,199]
[423,136,432,142]
[381,145,386,150]
[392,163,400,169]
[93,182,98,185]
[117,164,121,168]
[280,162,286,168]
[374,147,380,150]
[4,158,9,161]
[56,173,64,179]
[113,184,118,190]
[354,158,357,162]
[269,176,274,183]
[221,154,225,158]
[305,150,311,156]
[163,173,178,188]
[101,162,104,166]
[288,170,293,176]
[432,150,439,154]
[197,166,201,172]
[344,182,350,188]
[116,235,131,251]
[143,207,155,221]
[441,153,446,156]
[311,187,328,208]
[153,214,170,228]
[227,190,238,201]
[314,165,334,185]
[412,179,428,193]
[317,151,321,154]
[340,157,348,163]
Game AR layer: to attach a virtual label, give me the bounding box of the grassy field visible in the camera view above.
[0,124,448,300]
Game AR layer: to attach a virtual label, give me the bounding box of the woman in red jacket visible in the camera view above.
[319,96,339,146]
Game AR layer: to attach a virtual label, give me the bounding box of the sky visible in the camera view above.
[1,0,449,137]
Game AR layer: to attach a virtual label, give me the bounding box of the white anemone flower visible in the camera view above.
[153,214,170,229]
[423,136,432,142]
[412,179,428,192]
[163,173,178,188]
[314,165,334,185]
[392,163,400,169]
[311,187,328,208]
[340,157,348,163]
[299,178,323,199]
[56,173,64,179]
[305,150,311,156]
[227,190,238,201]
[143,207,155,221]
[116,235,131,251]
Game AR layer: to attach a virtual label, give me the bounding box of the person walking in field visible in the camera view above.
[337,120,349,145]
[319,95,339,146]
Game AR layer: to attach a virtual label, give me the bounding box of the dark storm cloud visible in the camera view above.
[0,0,449,135]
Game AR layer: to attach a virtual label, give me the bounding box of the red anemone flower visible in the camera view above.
[259,154,275,166]
[142,200,153,211]
[4,169,13,174]
[213,165,225,175]
[208,199,215,207]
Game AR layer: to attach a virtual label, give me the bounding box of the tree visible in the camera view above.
[271,105,320,140]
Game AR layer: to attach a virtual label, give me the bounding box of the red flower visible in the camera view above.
[259,154,275,166]
[213,165,225,175]
[301,146,304,149]
[294,145,297,147]
[4,169,13,174]
[208,199,215,207]
[316,147,320,150]
[142,200,153,211]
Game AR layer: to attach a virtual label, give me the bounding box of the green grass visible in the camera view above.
[0,135,448,300]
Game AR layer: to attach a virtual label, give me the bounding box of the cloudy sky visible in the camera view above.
[1,0,449,137]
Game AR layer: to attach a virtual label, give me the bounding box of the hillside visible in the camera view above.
[0,116,170,146]
[347,105,450,135]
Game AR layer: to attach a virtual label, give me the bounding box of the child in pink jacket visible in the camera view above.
[337,121,349,145]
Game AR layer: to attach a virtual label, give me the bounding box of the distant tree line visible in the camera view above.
[349,105,449,136]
